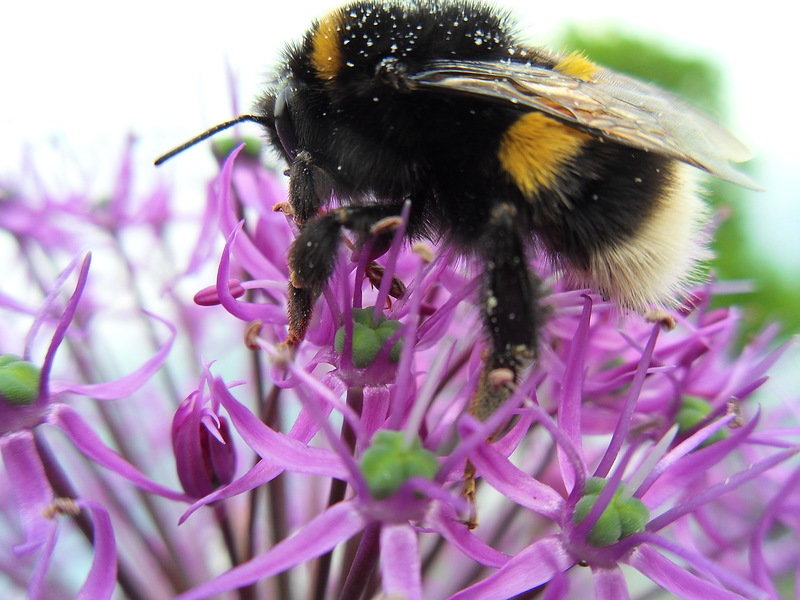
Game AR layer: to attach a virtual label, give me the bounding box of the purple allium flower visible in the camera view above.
[0,253,181,599]
[1,137,797,600]
[164,147,798,600]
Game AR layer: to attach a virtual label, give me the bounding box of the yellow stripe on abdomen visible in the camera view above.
[498,112,589,197]
[310,11,344,81]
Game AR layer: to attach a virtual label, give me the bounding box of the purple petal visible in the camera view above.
[556,295,593,489]
[373,200,410,311]
[623,532,770,599]
[1,432,54,555]
[215,148,289,281]
[28,516,58,600]
[49,311,175,399]
[174,501,366,600]
[185,177,223,275]
[749,467,800,595]
[180,459,282,524]
[592,567,630,600]
[470,439,563,520]
[38,254,91,397]
[47,404,188,501]
[627,544,758,600]
[541,571,570,600]
[380,524,422,600]
[215,223,286,322]
[75,499,117,600]
[646,446,799,532]
[0,289,38,315]
[593,324,660,478]
[636,412,747,502]
[491,411,534,457]
[108,135,134,224]
[211,377,349,479]
[23,253,84,362]
[431,505,509,568]
[448,536,574,600]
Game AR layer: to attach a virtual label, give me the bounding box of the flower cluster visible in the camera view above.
[0,138,798,600]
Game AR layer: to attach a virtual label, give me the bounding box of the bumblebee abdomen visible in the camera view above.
[526,137,708,309]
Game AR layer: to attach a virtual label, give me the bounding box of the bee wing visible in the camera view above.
[409,59,759,189]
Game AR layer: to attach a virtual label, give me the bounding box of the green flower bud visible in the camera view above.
[335,308,404,368]
[335,323,382,368]
[0,355,41,406]
[617,496,650,537]
[573,478,650,546]
[574,494,621,547]
[212,136,262,161]
[359,430,439,499]
[352,307,384,326]
[676,395,726,445]
[376,320,403,362]
[583,476,608,496]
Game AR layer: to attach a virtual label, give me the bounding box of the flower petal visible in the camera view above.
[592,566,630,600]
[380,523,422,600]
[49,311,176,399]
[0,431,54,555]
[627,544,758,600]
[470,439,563,520]
[215,223,286,322]
[180,459,282,524]
[174,501,366,600]
[38,254,92,398]
[431,504,510,568]
[211,377,349,479]
[47,404,188,501]
[448,536,574,600]
[75,500,117,600]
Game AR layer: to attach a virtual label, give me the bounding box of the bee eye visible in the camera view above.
[274,84,300,160]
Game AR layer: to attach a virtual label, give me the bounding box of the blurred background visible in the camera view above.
[3,0,798,338]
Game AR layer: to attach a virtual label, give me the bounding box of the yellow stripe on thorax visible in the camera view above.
[498,112,588,197]
[555,51,599,81]
[310,11,344,81]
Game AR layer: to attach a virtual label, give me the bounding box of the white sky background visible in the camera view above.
[2,0,799,275]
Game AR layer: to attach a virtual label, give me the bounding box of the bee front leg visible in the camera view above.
[284,203,407,348]
[285,150,332,226]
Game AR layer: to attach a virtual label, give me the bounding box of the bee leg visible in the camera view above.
[284,203,407,347]
[283,214,343,348]
[287,151,333,226]
[462,202,543,526]
[472,202,542,419]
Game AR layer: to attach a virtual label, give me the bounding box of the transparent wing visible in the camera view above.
[409,59,759,189]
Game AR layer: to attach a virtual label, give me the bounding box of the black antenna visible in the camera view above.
[154,114,267,166]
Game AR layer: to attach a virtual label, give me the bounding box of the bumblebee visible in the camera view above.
[157,0,754,420]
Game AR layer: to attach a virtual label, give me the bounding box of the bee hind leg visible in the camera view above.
[471,202,543,419]
[462,202,544,525]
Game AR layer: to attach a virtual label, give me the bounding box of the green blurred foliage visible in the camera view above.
[557,27,800,339]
